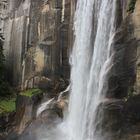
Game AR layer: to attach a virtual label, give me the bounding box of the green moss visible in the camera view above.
[0,98,16,114]
[128,0,137,12]
[20,89,42,97]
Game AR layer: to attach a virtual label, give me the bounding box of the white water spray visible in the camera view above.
[37,98,55,117]
[67,0,117,140]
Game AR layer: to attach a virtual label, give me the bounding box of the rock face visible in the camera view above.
[106,0,138,99]
[14,93,42,135]
[3,0,76,88]
[99,95,140,140]
[104,1,140,139]
[2,0,140,140]
[9,88,68,140]
[133,0,140,95]
[92,0,140,139]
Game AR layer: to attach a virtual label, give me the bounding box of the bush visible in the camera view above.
[20,89,42,97]
[0,35,15,98]
[0,98,16,114]
[128,0,137,12]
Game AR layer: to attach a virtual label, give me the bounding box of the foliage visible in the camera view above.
[0,35,15,98]
[0,98,16,114]
[20,89,42,97]
[128,0,137,12]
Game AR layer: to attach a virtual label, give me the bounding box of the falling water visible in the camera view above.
[37,98,55,117]
[67,0,117,140]
[37,0,117,140]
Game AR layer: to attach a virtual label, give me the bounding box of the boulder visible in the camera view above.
[14,91,43,134]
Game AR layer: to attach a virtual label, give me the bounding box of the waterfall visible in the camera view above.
[67,0,117,140]
[38,0,117,140]
[37,98,55,117]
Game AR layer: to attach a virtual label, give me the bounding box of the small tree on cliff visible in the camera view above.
[128,0,137,12]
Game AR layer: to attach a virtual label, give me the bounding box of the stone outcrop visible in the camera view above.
[99,95,140,140]
[106,0,138,98]
[14,93,43,135]
[7,86,69,140]
[101,0,140,139]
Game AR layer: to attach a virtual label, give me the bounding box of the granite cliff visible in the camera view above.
[0,0,140,140]
[2,0,76,89]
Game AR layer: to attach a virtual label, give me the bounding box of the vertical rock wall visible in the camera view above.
[3,0,75,89]
[133,0,140,94]
[0,0,8,38]
[4,0,30,87]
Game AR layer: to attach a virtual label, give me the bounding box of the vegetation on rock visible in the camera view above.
[128,0,137,12]
[20,88,42,97]
[0,35,15,98]
[0,98,16,114]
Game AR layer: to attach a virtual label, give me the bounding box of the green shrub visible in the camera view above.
[20,89,42,97]
[0,35,15,98]
[128,0,137,12]
[0,98,16,114]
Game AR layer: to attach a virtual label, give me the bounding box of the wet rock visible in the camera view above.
[0,112,16,139]
[99,99,125,132]
[99,95,140,139]
[39,77,69,97]
[107,16,137,98]
[5,132,19,140]
[38,77,54,92]
[123,95,140,124]
[133,0,140,95]
[38,99,68,120]
[23,76,52,90]
[56,99,68,111]
[121,95,140,136]
[17,100,65,140]
[14,92,43,134]
[127,135,140,140]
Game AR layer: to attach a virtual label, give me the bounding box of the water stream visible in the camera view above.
[38,0,117,140]
[67,0,116,140]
